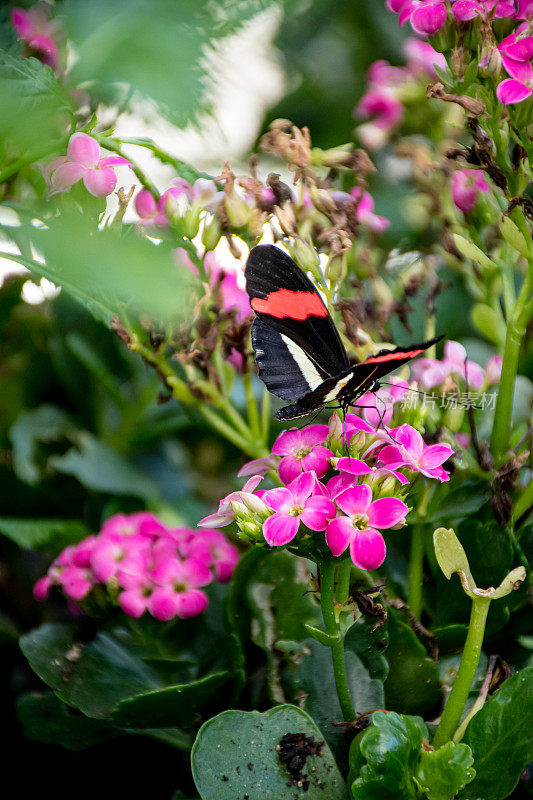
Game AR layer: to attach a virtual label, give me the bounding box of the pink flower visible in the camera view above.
[48,133,131,197]
[355,88,404,130]
[378,424,454,481]
[58,566,94,601]
[444,341,485,388]
[325,484,408,570]
[403,38,447,75]
[183,529,240,582]
[33,575,52,600]
[204,252,250,323]
[485,354,503,385]
[90,535,149,583]
[351,188,390,232]
[135,187,188,228]
[238,454,279,477]
[452,0,518,20]
[11,5,59,68]
[452,169,489,212]
[399,1,448,34]
[271,425,332,484]
[118,577,153,618]
[497,77,533,103]
[149,558,211,621]
[261,472,336,546]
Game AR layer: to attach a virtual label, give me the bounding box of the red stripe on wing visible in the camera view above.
[251,288,328,320]
[364,348,424,365]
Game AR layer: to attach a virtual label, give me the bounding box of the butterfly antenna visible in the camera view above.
[297,407,326,430]
[378,382,482,410]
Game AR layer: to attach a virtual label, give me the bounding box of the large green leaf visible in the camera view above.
[460,667,533,800]
[0,517,89,550]
[191,705,349,800]
[416,742,475,800]
[49,432,158,498]
[16,213,199,327]
[384,613,441,716]
[9,404,78,484]
[63,0,280,128]
[19,623,163,718]
[0,52,70,164]
[352,711,426,800]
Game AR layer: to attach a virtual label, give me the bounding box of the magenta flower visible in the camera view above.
[149,558,212,621]
[378,424,454,481]
[398,1,448,34]
[11,5,60,68]
[452,0,518,20]
[271,425,332,484]
[238,454,280,477]
[182,529,239,582]
[325,484,408,570]
[48,133,131,197]
[444,340,485,388]
[355,87,405,148]
[261,472,336,546]
[58,566,95,601]
[135,187,185,228]
[351,188,390,232]
[452,169,489,212]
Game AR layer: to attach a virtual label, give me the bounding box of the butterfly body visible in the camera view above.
[245,244,443,420]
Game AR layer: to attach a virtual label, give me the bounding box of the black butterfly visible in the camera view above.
[245,244,443,421]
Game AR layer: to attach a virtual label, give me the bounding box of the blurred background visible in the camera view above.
[1,1,514,797]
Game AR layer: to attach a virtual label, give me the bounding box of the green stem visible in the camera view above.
[490,247,533,459]
[319,560,356,721]
[261,384,271,441]
[432,596,491,748]
[408,526,425,619]
[242,371,262,443]
[335,559,352,605]
[407,484,432,618]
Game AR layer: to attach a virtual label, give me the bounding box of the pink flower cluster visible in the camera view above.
[452,169,489,212]
[200,414,454,571]
[43,133,132,198]
[34,512,239,621]
[388,0,531,36]
[135,178,221,229]
[355,38,446,150]
[493,24,533,104]
[11,4,60,69]
[410,340,502,389]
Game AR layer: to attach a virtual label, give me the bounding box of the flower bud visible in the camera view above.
[325,255,347,283]
[348,431,366,457]
[201,215,222,251]
[225,194,249,229]
[286,238,321,275]
[182,205,202,239]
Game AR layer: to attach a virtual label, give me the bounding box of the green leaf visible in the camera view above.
[19,624,163,718]
[0,52,71,164]
[16,212,200,327]
[460,667,533,800]
[9,404,78,484]
[0,517,89,551]
[352,711,426,800]
[416,741,475,800]
[49,432,159,498]
[453,235,498,270]
[64,0,277,128]
[111,671,232,728]
[471,303,506,346]
[191,705,349,799]
[384,613,441,716]
[17,691,116,750]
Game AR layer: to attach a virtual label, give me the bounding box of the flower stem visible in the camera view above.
[319,559,356,721]
[94,134,161,200]
[242,371,262,443]
[490,252,533,460]
[432,595,491,748]
[407,483,432,618]
[513,477,533,524]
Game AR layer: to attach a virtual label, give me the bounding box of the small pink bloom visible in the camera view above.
[262,472,336,546]
[403,38,447,74]
[379,423,454,481]
[238,454,279,477]
[452,168,489,212]
[355,88,404,131]
[272,425,332,484]
[11,5,59,68]
[197,475,265,527]
[33,575,52,600]
[485,354,503,385]
[325,483,407,569]
[183,529,240,582]
[444,340,485,388]
[118,583,152,618]
[58,566,94,601]
[48,133,131,198]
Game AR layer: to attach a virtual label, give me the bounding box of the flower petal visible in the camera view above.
[336,457,373,476]
[261,487,293,514]
[350,529,386,570]
[50,161,86,191]
[83,167,117,197]
[288,470,316,505]
[335,484,373,516]
[262,513,300,546]
[271,428,301,456]
[393,424,424,460]
[325,516,355,557]
[299,424,329,448]
[278,455,303,485]
[174,588,209,618]
[420,443,454,469]
[301,496,336,531]
[367,497,408,529]
[301,446,334,477]
[67,132,100,168]
[497,78,533,104]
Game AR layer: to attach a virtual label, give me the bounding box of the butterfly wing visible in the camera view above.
[245,245,350,389]
[355,336,444,380]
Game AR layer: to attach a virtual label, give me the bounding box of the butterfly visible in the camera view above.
[245,244,443,421]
